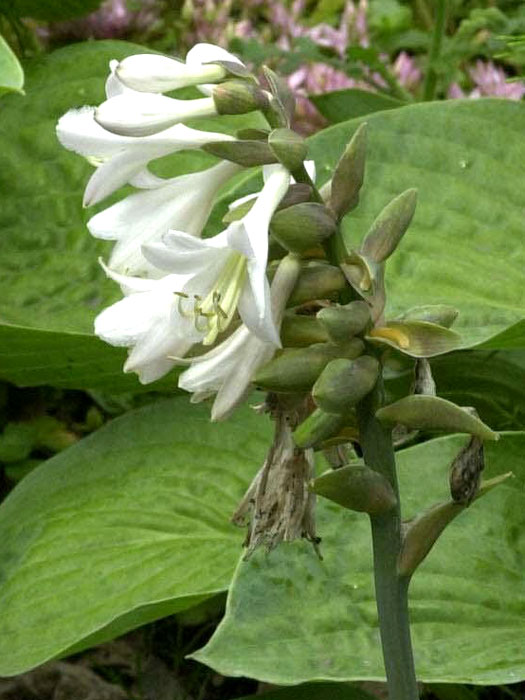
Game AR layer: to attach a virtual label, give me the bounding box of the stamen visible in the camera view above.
[174,291,192,318]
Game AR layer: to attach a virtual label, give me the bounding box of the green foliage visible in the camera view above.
[194,433,525,685]
[0,0,104,21]
[0,34,23,96]
[312,88,404,123]
[0,397,272,676]
[237,683,375,699]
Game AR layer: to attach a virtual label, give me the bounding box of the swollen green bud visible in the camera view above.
[213,80,269,115]
[255,339,364,393]
[317,301,371,344]
[367,321,462,358]
[312,356,380,414]
[280,314,329,347]
[361,189,417,263]
[312,464,396,514]
[293,408,346,449]
[268,128,308,172]
[270,202,336,255]
[396,304,459,328]
[203,139,276,167]
[376,396,499,441]
[287,263,347,306]
[398,472,512,577]
[330,122,367,220]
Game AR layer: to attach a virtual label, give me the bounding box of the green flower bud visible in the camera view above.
[330,122,367,220]
[312,356,380,414]
[293,408,346,449]
[340,252,386,323]
[255,339,364,393]
[398,472,512,577]
[376,395,499,441]
[287,263,347,306]
[268,128,308,172]
[396,304,459,328]
[317,301,371,344]
[213,80,269,115]
[262,66,295,126]
[367,320,462,358]
[312,464,397,515]
[203,139,276,167]
[270,202,337,255]
[280,314,330,347]
[360,188,417,263]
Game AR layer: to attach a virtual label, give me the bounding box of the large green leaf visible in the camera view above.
[1,0,104,21]
[210,99,525,350]
[0,396,271,676]
[0,41,258,391]
[311,88,404,123]
[0,35,23,96]
[194,432,525,685]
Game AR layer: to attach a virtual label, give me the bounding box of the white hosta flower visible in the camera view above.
[87,160,242,276]
[115,43,245,93]
[178,254,302,421]
[95,92,218,137]
[144,164,291,347]
[56,108,234,205]
[94,264,196,384]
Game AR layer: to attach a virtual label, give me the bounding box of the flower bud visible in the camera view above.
[317,301,371,345]
[255,339,365,393]
[213,80,269,115]
[280,314,329,347]
[262,66,295,126]
[270,202,337,255]
[330,122,367,220]
[367,320,462,358]
[116,53,227,92]
[376,396,499,441]
[312,464,397,515]
[287,263,347,306]
[449,435,484,506]
[312,356,380,414]
[268,128,308,172]
[360,188,417,263]
[203,139,277,166]
[293,408,346,449]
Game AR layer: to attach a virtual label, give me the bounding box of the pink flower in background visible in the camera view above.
[448,60,525,100]
[393,51,421,91]
[39,0,158,42]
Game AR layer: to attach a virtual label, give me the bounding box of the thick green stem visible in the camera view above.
[422,0,447,101]
[356,386,419,700]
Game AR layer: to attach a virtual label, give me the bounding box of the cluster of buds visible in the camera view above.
[58,45,506,558]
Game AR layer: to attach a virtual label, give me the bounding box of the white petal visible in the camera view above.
[238,277,280,345]
[128,168,168,189]
[99,259,159,294]
[125,328,192,383]
[94,291,167,346]
[304,159,316,182]
[95,93,217,137]
[56,107,133,159]
[116,53,226,92]
[186,43,245,68]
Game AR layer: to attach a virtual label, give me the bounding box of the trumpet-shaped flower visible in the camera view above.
[95,164,291,383]
[115,43,245,93]
[143,164,291,347]
[56,107,234,205]
[178,254,302,421]
[87,159,242,276]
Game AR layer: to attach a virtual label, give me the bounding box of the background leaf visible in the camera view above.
[194,432,525,686]
[311,88,404,123]
[236,682,375,699]
[0,0,104,21]
[0,396,271,677]
[0,35,23,96]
